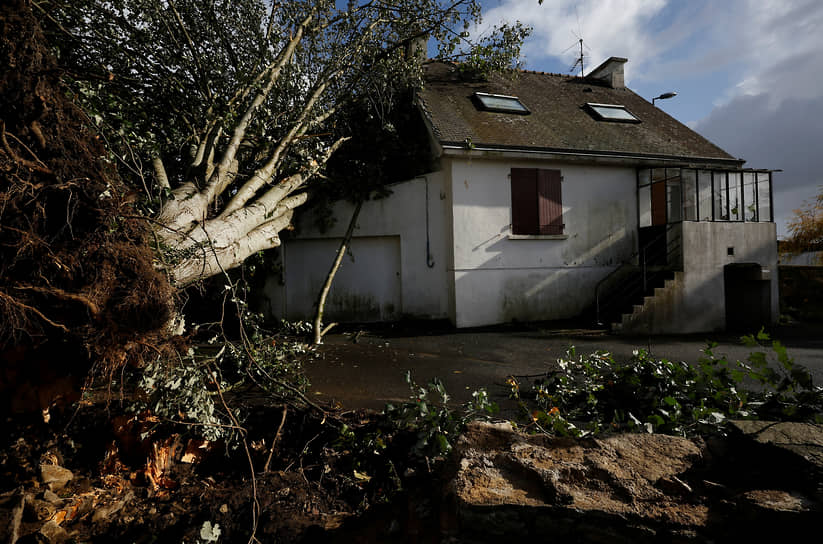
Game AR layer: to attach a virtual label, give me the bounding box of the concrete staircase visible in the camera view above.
[612,271,684,333]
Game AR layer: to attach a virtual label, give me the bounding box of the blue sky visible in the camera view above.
[476,0,823,237]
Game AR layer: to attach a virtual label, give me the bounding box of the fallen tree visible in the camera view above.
[37,0,529,288]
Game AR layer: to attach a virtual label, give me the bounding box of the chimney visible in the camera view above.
[587,57,627,88]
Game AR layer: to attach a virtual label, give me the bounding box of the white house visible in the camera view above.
[263,58,778,334]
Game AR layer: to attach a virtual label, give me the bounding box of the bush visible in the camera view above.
[508,330,823,438]
[384,372,497,459]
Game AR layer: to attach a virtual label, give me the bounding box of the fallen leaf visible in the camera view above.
[51,510,67,525]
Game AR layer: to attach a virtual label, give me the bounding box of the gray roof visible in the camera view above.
[419,62,741,165]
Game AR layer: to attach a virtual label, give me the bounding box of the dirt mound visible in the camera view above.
[0,0,173,414]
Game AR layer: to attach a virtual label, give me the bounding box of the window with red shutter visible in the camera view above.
[511,168,563,235]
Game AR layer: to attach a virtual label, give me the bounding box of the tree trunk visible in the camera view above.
[312,200,363,344]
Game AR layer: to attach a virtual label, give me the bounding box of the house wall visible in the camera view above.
[262,173,451,322]
[620,221,778,334]
[446,157,638,328]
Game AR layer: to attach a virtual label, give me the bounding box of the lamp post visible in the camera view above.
[652,91,677,106]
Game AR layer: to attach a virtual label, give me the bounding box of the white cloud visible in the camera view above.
[480,0,823,107]
[739,0,823,103]
[479,0,669,80]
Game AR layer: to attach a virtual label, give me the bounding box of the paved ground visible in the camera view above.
[305,321,823,413]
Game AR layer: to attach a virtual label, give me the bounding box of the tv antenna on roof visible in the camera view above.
[569,38,585,77]
[565,4,589,77]
[563,34,590,78]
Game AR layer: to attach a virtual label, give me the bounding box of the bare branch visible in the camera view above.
[178,192,308,252]
[221,73,340,216]
[170,211,293,286]
[254,136,350,211]
[200,9,317,207]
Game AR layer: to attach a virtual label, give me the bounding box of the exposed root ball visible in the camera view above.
[0,0,174,413]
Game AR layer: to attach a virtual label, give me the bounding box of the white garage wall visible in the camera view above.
[263,173,450,322]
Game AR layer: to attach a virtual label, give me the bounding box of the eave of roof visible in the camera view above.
[438,141,745,167]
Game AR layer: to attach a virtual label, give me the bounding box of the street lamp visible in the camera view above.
[652,91,677,106]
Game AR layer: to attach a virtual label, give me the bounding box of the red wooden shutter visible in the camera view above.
[511,168,538,234]
[538,169,563,234]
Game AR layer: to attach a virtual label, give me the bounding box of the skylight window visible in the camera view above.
[586,103,640,123]
[474,92,530,114]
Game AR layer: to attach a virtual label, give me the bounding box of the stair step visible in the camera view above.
[597,266,683,330]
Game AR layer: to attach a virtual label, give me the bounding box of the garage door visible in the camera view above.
[283,236,402,322]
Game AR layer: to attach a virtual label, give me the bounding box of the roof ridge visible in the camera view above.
[517,68,580,78]
[423,59,580,79]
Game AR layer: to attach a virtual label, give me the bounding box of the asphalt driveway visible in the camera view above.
[305,322,823,413]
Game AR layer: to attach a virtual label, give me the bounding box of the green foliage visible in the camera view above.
[384,371,497,459]
[135,317,313,444]
[510,331,823,438]
[138,351,232,442]
[331,373,496,503]
[782,184,823,262]
[454,21,532,78]
[277,319,313,336]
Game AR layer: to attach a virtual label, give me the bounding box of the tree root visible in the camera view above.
[14,284,101,317]
[263,405,288,474]
[0,291,69,333]
[0,120,52,174]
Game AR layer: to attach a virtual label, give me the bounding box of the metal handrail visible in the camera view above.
[595,225,681,325]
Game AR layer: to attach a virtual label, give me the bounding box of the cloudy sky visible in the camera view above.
[477,0,823,237]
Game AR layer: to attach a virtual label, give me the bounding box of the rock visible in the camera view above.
[2,490,25,544]
[42,490,62,504]
[725,420,823,502]
[26,496,57,522]
[450,422,708,541]
[731,489,820,541]
[728,420,823,470]
[739,489,815,513]
[91,491,134,524]
[39,464,73,492]
[38,520,69,544]
[449,422,823,542]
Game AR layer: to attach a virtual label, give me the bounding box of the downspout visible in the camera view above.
[423,176,435,268]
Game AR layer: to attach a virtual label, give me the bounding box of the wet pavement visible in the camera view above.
[305,321,823,413]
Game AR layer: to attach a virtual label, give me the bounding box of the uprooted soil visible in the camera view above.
[0,0,174,416]
[0,400,454,543]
